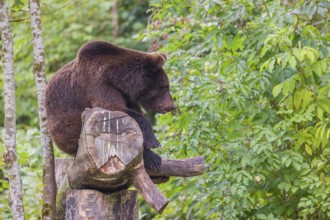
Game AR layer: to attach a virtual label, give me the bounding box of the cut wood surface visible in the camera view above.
[68,107,143,191]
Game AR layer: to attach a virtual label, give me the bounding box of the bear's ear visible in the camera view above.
[148,52,167,68]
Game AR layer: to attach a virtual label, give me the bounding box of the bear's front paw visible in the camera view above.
[143,133,161,149]
[143,148,161,171]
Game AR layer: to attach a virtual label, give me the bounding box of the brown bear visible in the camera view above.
[45,40,176,170]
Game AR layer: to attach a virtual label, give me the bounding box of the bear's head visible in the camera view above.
[137,52,177,114]
[77,41,177,114]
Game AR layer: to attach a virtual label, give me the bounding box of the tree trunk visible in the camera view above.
[68,108,169,213]
[29,0,56,219]
[55,158,72,219]
[0,0,25,219]
[55,158,139,220]
[55,108,205,216]
[65,189,138,220]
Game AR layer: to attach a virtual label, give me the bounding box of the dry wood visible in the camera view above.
[68,108,144,191]
[55,158,139,220]
[67,108,169,213]
[55,158,73,219]
[131,165,169,213]
[29,0,56,218]
[65,189,138,220]
[148,156,205,177]
[0,1,25,219]
[56,108,205,215]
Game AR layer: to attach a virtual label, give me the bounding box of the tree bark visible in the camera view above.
[29,0,56,219]
[0,1,25,219]
[130,165,169,213]
[65,189,138,220]
[147,156,205,177]
[55,158,72,219]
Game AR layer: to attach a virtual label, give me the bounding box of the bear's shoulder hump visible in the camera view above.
[78,41,124,60]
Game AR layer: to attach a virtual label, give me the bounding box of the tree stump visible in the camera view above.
[65,189,138,220]
[55,107,205,218]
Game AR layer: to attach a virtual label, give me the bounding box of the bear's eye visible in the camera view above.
[163,85,169,91]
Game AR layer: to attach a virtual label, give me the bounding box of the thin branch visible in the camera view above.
[10,1,73,22]
[112,0,120,38]
[0,0,25,219]
[262,0,271,18]
[147,9,159,34]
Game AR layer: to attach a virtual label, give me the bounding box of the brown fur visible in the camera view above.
[45,41,176,169]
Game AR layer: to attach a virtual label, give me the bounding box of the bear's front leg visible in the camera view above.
[90,85,161,149]
[123,109,162,170]
[125,109,161,149]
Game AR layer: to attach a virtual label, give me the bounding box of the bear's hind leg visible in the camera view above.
[48,113,82,155]
[125,109,161,149]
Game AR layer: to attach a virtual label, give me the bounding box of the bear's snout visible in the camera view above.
[161,102,176,113]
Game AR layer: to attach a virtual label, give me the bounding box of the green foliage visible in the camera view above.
[0,0,149,218]
[1,0,330,219]
[141,0,330,219]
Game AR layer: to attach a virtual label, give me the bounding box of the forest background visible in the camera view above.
[0,0,329,219]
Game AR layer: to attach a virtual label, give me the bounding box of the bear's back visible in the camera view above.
[46,60,88,115]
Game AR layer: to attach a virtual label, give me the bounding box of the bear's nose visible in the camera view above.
[162,104,176,113]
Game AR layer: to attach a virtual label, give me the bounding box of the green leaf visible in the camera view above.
[305,50,315,63]
[301,91,314,109]
[316,107,324,120]
[288,56,297,69]
[318,98,330,114]
[292,48,303,62]
[285,158,292,167]
[261,45,270,57]
[268,58,275,72]
[304,46,319,63]
[282,78,296,95]
[320,60,327,72]
[256,214,267,220]
[305,145,313,155]
[257,214,267,220]
[294,90,302,110]
[273,84,283,97]
[281,52,289,68]
[313,62,323,76]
